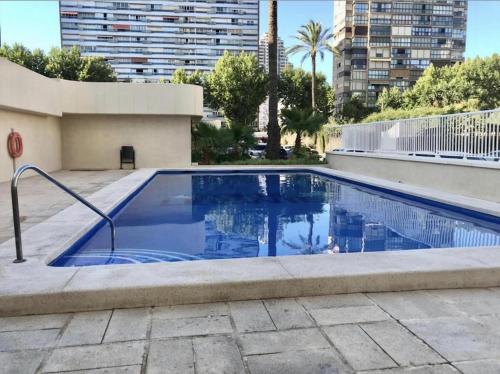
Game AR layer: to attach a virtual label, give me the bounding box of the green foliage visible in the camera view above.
[0,43,48,75]
[205,51,268,127]
[78,57,116,82]
[46,46,83,80]
[170,68,210,103]
[1,43,116,82]
[280,108,325,153]
[335,95,372,124]
[288,20,333,109]
[278,67,334,117]
[376,87,404,111]
[191,122,233,164]
[362,104,468,123]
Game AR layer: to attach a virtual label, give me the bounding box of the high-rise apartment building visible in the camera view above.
[59,0,259,82]
[257,33,289,131]
[332,0,467,109]
[258,33,289,74]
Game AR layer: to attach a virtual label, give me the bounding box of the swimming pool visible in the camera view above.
[50,170,500,267]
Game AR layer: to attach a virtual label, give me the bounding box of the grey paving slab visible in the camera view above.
[153,302,228,320]
[360,321,445,366]
[103,308,150,343]
[0,329,59,352]
[58,310,112,346]
[45,366,143,374]
[229,300,275,333]
[402,316,500,361]
[0,350,46,374]
[298,293,373,310]
[0,313,70,332]
[146,338,194,374]
[324,324,397,371]
[264,298,314,330]
[43,341,145,372]
[368,291,465,320]
[151,315,232,339]
[246,348,353,374]
[193,335,245,374]
[358,364,459,374]
[239,328,330,356]
[428,288,500,316]
[309,305,389,326]
[454,358,500,374]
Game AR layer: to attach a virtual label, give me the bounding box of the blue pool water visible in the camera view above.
[51,171,500,267]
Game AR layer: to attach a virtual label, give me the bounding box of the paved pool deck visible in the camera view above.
[2,288,500,373]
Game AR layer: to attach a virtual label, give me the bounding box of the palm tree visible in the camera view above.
[288,21,333,109]
[281,108,325,154]
[266,0,280,160]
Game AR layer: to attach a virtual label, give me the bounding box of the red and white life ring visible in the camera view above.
[7,131,23,159]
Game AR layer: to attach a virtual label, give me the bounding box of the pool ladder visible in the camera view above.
[11,164,116,263]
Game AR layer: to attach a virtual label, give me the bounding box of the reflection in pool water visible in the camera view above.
[51,172,500,267]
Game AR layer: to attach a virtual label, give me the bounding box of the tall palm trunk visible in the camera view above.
[266,0,280,159]
[294,131,302,154]
[311,52,316,110]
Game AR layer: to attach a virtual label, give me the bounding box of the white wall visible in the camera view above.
[327,152,500,202]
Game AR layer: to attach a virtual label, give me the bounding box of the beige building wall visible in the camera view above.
[0,58,203,182]
[327,152,500,203]
[62,115,191,170]
[0,109,62,182]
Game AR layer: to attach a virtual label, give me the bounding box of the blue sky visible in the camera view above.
[1,1,499,82]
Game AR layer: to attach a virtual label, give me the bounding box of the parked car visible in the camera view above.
[248,143,267,159]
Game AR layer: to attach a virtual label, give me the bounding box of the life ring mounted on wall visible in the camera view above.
[7,130,23,159]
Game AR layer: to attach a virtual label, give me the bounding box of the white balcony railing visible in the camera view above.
[340,109,500,160]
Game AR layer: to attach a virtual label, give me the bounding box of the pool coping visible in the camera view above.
[0,165,499,316]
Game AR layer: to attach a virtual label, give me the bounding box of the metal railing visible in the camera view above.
[340,109,500,160]
[11,164,115,263]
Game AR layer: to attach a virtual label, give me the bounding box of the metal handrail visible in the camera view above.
[11,164,115,263]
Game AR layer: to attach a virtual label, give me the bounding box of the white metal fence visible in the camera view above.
[340,109,500,160]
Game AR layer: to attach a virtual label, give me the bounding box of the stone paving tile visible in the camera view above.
[46,366,143,374]
[0,313,70,332]
[454,358,500,374]
[298,293,373,310]
[103,308,150,343]
[43,341,145,373]
[229,300,275,333]
[264,298,314,330]
[58,310,112,347]
[246,348,353,374]
[0,349,46,374]
[239,328,330,356]
[146,338,194,374]
[151,315,233,339]
[153,302,228,320]
[193,335,245,374]
[428,288,500,316]
[309,305,389,326]
[0,329,59,352]
[368,291,465,320]
[357,364,459,374]
[360,320,445,366]
[324,324,397,371]
[401,316,500,362]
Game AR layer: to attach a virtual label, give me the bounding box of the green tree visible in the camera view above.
[78,57,116,82]
[205,51,268,127]
[281,108,325,153]
[30,48,48,75]
[278,67,334,117]
[335,95,372,124]
[377,87,404,111]
[0,43,48,75]
[46,46,83,80]
[191,122,233,164]
[267,0,280,160]
[288,21,333,109]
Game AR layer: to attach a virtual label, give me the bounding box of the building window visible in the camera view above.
[371,2,392,13]
[354,3,368,13]
[368,70,389,79]
[412,27,431,36]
